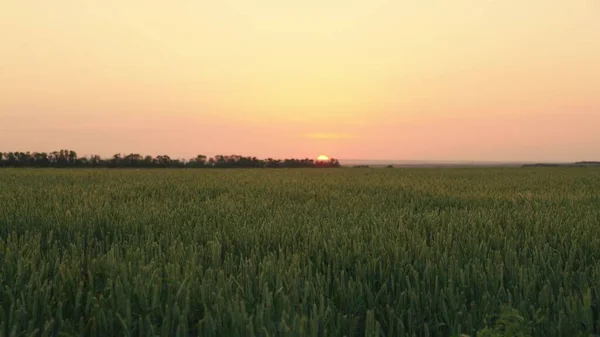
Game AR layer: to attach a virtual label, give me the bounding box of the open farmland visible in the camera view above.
[1,168,600,337]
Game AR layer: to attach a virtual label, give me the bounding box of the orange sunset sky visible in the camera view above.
[1,0,599,162]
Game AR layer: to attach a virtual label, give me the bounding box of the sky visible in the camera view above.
[1,0,599,162]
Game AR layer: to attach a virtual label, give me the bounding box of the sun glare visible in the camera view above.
[316,155,329,162]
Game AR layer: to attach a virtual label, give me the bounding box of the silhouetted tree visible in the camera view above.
[68,150,77,165]
[143,155,153,167]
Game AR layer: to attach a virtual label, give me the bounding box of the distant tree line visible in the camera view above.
[0,150,341,168]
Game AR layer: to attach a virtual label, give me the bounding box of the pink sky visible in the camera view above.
[1,0,599,162]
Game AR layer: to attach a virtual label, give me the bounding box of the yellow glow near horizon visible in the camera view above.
[316,155,330,162]
[1,0,599,161]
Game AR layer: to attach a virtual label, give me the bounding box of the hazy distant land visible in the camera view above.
[339,159,600,168]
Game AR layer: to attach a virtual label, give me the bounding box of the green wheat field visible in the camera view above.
[1,168,600,337]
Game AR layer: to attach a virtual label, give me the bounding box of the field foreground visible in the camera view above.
[1,168,600,337]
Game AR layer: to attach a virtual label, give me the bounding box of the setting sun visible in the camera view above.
[316,155,330,162]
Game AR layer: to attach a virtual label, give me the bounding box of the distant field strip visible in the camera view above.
[1,168,600,337]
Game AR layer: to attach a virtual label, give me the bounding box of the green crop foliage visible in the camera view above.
[1,167,600,337]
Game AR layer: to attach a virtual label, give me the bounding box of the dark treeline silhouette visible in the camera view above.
[0,150,341,169]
